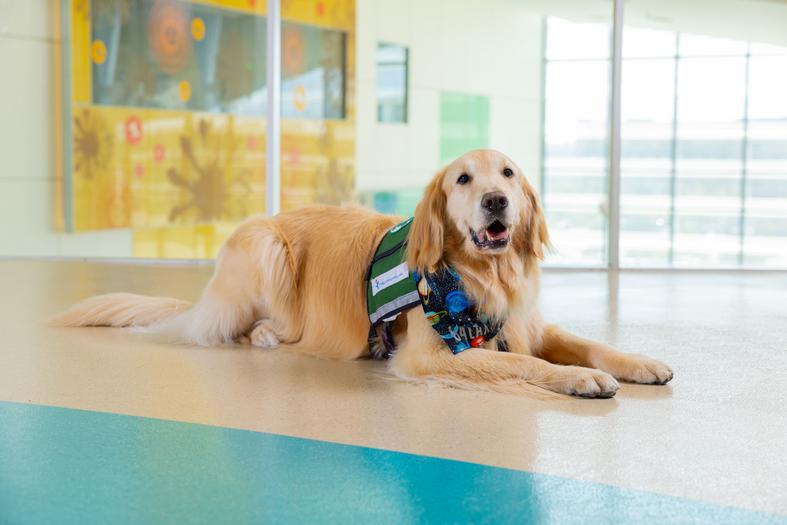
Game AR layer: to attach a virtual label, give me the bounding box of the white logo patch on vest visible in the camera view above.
[371,262,410,296]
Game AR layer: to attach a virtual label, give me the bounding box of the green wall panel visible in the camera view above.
[440,91,490,165]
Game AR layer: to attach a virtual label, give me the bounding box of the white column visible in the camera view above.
[265,0,282,216]
[607,0,624,269]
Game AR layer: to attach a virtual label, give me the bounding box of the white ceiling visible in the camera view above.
[516,0,787,47]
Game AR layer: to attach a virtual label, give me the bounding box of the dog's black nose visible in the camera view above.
[482,192,508,213]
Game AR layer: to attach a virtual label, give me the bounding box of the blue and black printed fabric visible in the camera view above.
[413,267,504,354]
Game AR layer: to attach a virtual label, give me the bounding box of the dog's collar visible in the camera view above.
[366,218,507,358]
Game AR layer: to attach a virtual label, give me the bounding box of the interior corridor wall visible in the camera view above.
[354,0,545,207]
[0,0,134,257]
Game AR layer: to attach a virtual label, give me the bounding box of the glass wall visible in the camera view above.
[542,17,611,266]
[542,4,787,268]
[619,1,787,268]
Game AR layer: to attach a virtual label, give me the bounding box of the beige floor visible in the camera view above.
[1,260,786,515]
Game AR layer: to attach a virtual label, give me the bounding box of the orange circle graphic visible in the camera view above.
[282,27,305,76]
[148,2,192,74]
[91,40,107,64]
[292,85,307,112]
[191,17,206,41]
[179,80,192,102]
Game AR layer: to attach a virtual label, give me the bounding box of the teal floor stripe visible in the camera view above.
[0,401,784,525]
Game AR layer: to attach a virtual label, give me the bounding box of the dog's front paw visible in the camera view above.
[548,366,620,399]
[248,320,280,349]
[603,354,673,385]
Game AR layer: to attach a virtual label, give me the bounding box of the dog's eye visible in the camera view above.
[503,167,514,178]
[457,173,471,185]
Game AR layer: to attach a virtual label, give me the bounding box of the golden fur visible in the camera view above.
[52,150,673,397]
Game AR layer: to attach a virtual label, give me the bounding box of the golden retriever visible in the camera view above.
[52,149,673,398]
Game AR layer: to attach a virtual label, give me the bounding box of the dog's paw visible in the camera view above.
[248,320,280,349]
[548,366,620,398]
[604,354,673,385]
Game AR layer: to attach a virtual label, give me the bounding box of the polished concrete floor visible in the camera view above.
[1,261,786,523]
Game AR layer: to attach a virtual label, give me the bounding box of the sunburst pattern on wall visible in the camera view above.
[73,109,113,181]
[167,119,252,222]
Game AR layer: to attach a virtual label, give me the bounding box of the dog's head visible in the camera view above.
[408,149,549,272]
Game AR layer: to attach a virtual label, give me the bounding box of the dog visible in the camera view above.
[52,149,673,398]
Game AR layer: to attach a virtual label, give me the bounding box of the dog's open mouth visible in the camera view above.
[471,220,510,250]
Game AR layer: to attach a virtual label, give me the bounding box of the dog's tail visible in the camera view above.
[49,252,258,346]
[49,263,257,346]
[49,293,191,329]
[49,218,293,346]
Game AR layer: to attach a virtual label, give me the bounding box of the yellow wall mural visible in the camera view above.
[58,0,355,258]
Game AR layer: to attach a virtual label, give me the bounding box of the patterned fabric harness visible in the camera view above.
[366,218,509,359]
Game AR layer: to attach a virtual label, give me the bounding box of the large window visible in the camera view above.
[543,18,611,266]
[543,15,787,268]
[621,32,787,268]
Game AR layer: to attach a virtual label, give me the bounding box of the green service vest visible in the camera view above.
[366,217,421,327]
[366,217,510,358]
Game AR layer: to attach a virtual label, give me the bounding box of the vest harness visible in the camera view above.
[366,218,508,359]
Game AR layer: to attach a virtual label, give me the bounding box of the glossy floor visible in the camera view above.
[0,261,786,523]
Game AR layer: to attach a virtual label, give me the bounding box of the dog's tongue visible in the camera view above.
[487,229,508,241]
[486,222,509,241]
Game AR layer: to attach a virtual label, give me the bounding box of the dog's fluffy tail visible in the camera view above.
[49,255,257,346]
[49,218,293,346]
[49,278,257,347]
[50,283,255,346]
[49,293,191,329]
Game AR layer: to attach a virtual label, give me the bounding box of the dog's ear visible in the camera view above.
[408,170,447,273]
[519,177,550,260]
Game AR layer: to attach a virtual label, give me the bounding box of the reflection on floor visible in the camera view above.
[0,261,786,523]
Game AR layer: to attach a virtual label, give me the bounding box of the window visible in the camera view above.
[543,16,787,268]
[543,18,611,266]
[376,43,408,123]
[619,31,787,268]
